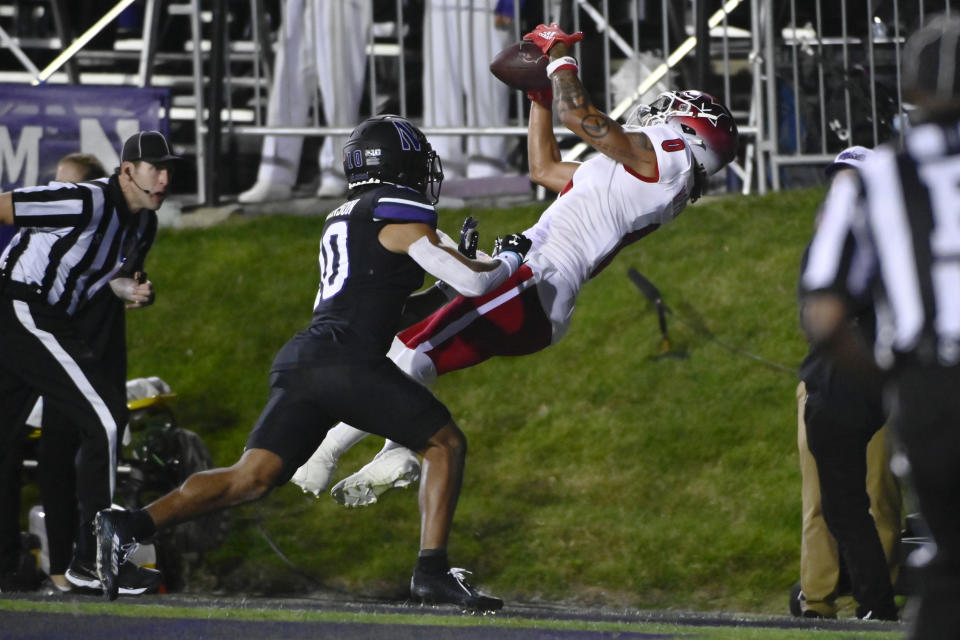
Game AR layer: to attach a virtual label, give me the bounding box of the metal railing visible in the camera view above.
[2,1,953,200]
[754,0,953,192]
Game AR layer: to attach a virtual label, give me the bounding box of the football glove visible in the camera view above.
[527,88,553,110]
[458,216,479,259]
[493,232,533,262]
[523,23,584,55]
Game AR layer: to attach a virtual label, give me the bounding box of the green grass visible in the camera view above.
[97,188,824,613]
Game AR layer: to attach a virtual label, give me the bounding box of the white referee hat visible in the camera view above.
[825,145,873,176]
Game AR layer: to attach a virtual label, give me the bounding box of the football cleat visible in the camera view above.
[291,446,339,497]
[410,567,503,612]
[330,447,420,507]
[94,509,140,601]
[66,557,161,596]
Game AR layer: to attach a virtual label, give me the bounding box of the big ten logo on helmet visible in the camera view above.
[392,121,422,151]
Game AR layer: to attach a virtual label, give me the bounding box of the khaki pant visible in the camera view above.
[797,381,901,616]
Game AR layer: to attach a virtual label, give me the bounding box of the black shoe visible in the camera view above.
[65,558,102,591]
[66,557,161,596]
[94,509,138,601]
[410,567,503,612]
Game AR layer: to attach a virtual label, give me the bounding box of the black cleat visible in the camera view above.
[411,567,503,612]
[66,557,161,596]
[94,509,138,601]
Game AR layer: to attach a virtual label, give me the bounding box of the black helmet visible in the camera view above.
[342,115,444,203]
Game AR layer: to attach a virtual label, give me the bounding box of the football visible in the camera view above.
[489,41,551,92]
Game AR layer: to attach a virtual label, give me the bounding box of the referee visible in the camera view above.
[0,130,177,593]
[801,16,960,638]
[797,148,900,622]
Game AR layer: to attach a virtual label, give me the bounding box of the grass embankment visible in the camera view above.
[122,187,823,614]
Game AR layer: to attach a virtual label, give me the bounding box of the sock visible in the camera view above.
[131,509,157,540]
[417,548,449,576]
[380,440,405,455]
[322,423,369,459]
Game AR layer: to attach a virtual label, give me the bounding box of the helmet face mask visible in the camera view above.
[343,115,444,203]
[425,150,444,205]
[624,90,739,175]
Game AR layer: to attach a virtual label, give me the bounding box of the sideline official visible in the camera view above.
[801,16,960,639]
[0,130,177,593]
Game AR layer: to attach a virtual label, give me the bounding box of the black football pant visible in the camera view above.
[0,294,127,567]
[892,365,960,640]
[40,291,126,573]
[804,375,896,619]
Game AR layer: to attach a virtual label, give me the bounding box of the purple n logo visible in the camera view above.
[392,121,422,151]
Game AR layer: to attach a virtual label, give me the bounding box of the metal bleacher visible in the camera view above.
[0,0,276,205]
[3,0,955,209]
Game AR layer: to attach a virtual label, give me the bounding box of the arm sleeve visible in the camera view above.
[434,228,459,251]
[801,172,874,299]
[407,235,519,297]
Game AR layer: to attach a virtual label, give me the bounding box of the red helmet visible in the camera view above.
[626,90,739,175]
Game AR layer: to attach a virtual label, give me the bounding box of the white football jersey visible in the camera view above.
[523,123,697,340]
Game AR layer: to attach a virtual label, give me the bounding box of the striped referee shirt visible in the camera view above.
[0,175,157,316]
[802,122,960,368]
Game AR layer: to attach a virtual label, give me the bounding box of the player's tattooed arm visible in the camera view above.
[548,44,658,178]
[552,72,616,142]
[550,68,638,161]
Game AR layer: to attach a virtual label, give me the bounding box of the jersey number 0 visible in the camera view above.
[316,220,349,305]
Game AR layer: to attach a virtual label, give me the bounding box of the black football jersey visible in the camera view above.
[295,184,437,359]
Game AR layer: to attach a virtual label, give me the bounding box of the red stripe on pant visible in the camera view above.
[397,265,553,376]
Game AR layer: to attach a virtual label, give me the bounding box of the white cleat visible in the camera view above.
[291,448,338,497]
[330,448,421,507]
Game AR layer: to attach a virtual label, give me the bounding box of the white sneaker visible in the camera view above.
[465,161,504,179]
[238,180,292,204]
[316,174,347,198]
[290,446,338,497]
[330,447,420,507]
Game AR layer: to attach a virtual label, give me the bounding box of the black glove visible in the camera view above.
[493,232,533,262]
[458,216,479,259]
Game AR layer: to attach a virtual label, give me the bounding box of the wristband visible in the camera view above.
[546,56,578,78]
[496,251,522,274]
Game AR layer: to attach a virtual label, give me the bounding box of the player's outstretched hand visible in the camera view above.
[458,216,479,259]
[523,23,584,55]
[494,233,533,262]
